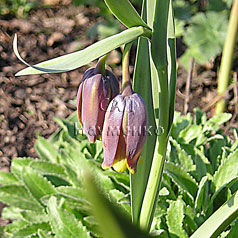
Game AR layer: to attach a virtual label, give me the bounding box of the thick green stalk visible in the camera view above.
[139,0,171,231]
[122,42,133,94]
[215,0,238,114]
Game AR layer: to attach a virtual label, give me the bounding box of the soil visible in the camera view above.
[0,2,237,225]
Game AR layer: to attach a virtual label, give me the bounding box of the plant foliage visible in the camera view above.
[1,109,237,237]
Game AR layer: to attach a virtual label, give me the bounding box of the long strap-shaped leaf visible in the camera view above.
[14,27,151,76]
[130,0,157,225]
[104,0,150,29]
[191,190,238,238]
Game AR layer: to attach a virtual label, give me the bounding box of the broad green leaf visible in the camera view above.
[206,178,238,217]
[11,157,35,178]
[14,27,149,76]
[109,189,131,216]
[213,150,238,191]
[181,11,228,69]
[191,190,238,238]
[104,0,149,28]
[54,117,79,140]
[195,176,209,212]
[83,216,101,237]
[35,136,58,163]
[130,0,157,224]
[204,113,232,132]
[12,222,51,238]
[194,108,207,125]
[56,186,88,204]
[20,210,49,223]
[0,171,18,185]
[30,161,66,177]
[0,185,43,211]
[44,194,90,214]
[4,220,29,236]
[84,172,153,238]
[105,171,130,191]
[227,220,238,238]
[22,167,56,204]
[1,207,23,220]
[38,229,54,238]
[164,162,198,199]
[170,138,195,172]
[47,196,90,238]
[166,200,188,238]
[179,125,202,144]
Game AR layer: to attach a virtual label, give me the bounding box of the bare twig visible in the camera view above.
[203,83,234,112]
[184,57,194,114]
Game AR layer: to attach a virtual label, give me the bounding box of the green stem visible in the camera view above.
[94,54,108,75]
[122,42,133,95]
[215,0,238,114]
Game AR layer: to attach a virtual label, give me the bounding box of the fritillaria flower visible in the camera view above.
[102,86,148,174]
[77,59,119,143]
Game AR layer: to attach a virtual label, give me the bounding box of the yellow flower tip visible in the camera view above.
[127,164,136,175]
[101,163,110,171]
[112,159,127,173]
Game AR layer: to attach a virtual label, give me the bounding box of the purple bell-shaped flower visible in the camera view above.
[77,58,119,143]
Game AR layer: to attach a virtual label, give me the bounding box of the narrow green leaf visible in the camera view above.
[84,172,153,238]
[166,200,188,238]
[0,185,43,211]
[35,136,58,163]
[47,196,90,238]
[0,171,18,185]
[104,0,149,28]
[213,150,238,191]
[191,190,238,238]
[130,0,157,224]
[195,176,209,212]
[13,222,51,238]
[14,27,149,76]
[167,0,177,130]
[22,167,56,204]
[164,162,198,199]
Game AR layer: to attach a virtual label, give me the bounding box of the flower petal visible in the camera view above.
[82,74,104,143]
[126,93,148,172]
[76,81,84,125]
[102,95,125,168]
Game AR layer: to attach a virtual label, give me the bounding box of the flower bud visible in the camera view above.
[102,91,148,174]
[77,66,119,143]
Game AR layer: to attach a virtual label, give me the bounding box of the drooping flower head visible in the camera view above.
[77,59,119,143]
[102,85,148,174]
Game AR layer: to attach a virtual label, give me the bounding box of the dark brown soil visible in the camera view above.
[0,2,237,225]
